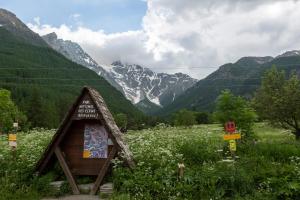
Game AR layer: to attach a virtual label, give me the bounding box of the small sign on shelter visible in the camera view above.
[35,87,135,195]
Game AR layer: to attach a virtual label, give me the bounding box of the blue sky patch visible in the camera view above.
[0,0,147,33]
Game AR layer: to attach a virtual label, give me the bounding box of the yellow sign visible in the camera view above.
[8,134,17,141]
[223,133,241,140]
[83,150,91,158]
[229,140,236,151]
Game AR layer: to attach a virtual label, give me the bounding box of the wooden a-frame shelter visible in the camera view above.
[35,86,135,195]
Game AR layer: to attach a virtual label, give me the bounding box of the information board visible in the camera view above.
[83,124,108,158]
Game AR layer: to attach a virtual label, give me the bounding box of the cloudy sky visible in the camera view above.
[1,0,300,79]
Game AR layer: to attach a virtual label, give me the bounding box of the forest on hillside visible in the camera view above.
[0,27,149,130]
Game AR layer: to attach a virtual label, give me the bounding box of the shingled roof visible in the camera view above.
[36,86,135,174]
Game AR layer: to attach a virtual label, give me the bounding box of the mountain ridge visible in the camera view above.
[156,51,300,116]
[0,9,144,128]
[107,61,198,106]
[42,33,197,113]
[0,8,48,47]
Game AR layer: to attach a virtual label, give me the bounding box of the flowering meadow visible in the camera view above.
[112,123,300,200]
[0,129,55,200]
[0,124,300,199]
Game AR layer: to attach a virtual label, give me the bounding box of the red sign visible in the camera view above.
[225,121,236,133]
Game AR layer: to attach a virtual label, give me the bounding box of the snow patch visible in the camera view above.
[148,97,161,106]
[84,57,91,64]
[133,90,142,104]
[172,93,176,102]
[100,64,113,72]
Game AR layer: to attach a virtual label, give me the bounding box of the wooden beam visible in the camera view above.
[37,119,73,173]
[55,147,80,195]
[90,147,117,195]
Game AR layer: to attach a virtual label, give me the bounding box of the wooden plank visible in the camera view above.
[36,89,88,173]
[61,121,113,176]
[38,119,73,173]
[223,133,241,140]
[55,147,80,195]
[90,147,117,195]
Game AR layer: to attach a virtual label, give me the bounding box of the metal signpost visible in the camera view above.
[223,121,241,159]
[8,122,18,159]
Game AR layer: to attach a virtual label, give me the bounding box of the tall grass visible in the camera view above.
[0,124,299,199]
[113,123,300,199]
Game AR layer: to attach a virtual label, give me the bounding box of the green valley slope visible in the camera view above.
[0,27,144,128]
[157,55,300,116]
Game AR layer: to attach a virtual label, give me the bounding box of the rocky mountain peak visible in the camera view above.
[109,61,198,106]
[42,33,102,71]
[43,32,58,41]
[0,8,16,18]
[236,56,274,66]
[111,62,153,75]
[0,8,47,47]
[0,8,27,30]
[111,60,122,66]
[276,50,300,58]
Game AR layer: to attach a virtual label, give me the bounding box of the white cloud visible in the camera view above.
[69,13,83,26]
[28,0,300,79]
[33,16,40,26]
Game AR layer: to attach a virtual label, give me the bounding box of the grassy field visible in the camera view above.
[113,123,300,200]
[0,123,299,199]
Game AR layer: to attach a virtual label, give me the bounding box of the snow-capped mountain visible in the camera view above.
[42,32,123,92]
[42,32,105,74]
[107,61,197,107]
[42,33,197,111]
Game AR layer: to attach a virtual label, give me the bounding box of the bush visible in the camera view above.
[173,109,197,127]
[194,112,211,124]
[214,90,257,138]
[0,89,27,133]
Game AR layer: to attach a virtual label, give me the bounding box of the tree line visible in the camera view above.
[171,67,300,140]
[1,67,300,140]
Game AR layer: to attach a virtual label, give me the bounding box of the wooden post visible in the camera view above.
[90,147,117,195]
[55,147,80,195]
[12,122,18,160]
[177,163,185,180]
[229,139,236,159]
[39,119,73,174]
